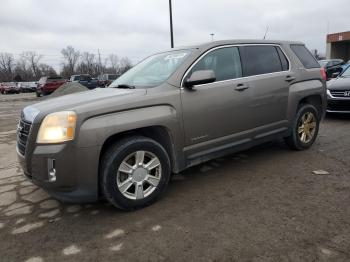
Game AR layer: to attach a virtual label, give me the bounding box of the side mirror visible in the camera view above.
[332,72,340,78]
[184,70,216,88]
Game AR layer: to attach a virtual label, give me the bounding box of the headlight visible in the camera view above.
[37,111,77,144]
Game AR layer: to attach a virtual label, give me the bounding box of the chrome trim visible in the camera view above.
[180,43,292,88]
[22,106,40,122]
[326,110,350,113]
[327,90,350,100]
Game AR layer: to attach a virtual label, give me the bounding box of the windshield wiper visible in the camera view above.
[114,84,136,89]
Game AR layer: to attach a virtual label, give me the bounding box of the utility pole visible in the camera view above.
[169,0,174,48]
[98,49,102,74]
[210,33,214,41]
[263,26,269,40]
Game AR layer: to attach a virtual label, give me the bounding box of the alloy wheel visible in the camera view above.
[116,150,162,200]
[298,112,317,143]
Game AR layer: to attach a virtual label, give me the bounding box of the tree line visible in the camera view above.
[0,46,133,82]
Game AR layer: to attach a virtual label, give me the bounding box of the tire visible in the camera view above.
[36,90,41,97]
[284,104,320,150]
[100,136,171,210]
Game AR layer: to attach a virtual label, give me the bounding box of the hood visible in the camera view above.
[23,88,147,123]
[327,77,350,90]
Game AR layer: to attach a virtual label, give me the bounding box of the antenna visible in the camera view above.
[327,20,330,35]
[263,26,269,40]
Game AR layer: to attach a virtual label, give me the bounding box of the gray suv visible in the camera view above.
[17,40,326,210]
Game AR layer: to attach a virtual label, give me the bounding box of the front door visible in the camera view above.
[180,46,253,153]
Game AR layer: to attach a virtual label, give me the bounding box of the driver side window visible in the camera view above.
[189,47,242,82]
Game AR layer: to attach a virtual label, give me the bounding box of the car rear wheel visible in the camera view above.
[100,136,171,210]
[285,104,320,150]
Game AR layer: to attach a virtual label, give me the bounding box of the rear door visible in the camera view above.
[238,45,291,132]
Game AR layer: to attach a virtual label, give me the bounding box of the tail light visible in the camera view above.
[320,68,327,81]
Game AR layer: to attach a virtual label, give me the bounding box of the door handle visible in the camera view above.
[285,75,296,82]
[235,83,249,91]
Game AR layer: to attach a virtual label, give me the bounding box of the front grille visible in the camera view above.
[17,119,32,155]
[327,100,350,112]
[330,90,350,98]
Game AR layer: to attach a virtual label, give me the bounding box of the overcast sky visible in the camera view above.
[0,0,349,70]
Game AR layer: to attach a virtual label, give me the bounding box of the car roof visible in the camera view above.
[169,39,305,52]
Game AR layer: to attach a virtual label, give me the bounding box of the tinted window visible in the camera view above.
[108,74,117,80]
[276,47,289,71]
[189,47,242,82]
[331,60,344,66]
[239,45,282,77]
[290,45,320,69]
[80,75,91,81]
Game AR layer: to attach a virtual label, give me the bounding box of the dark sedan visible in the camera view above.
[319,59,344,80]
[327,66,350,113]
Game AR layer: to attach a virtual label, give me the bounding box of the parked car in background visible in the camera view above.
[17,40,326,210]
[0,83,4,94]
[18,82,37,93]
[341,61,350,73]
[36,76,67,97]
[97,74,118,87]
[326,65,350,113]
[319,59,345,79]
[70,74,98,89]
[1,82,20,94]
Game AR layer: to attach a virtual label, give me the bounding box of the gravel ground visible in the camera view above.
[0,93,349,262]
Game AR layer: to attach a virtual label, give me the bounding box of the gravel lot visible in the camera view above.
[0,93,349,262]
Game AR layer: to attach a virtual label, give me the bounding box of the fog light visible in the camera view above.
[47,158,56,182]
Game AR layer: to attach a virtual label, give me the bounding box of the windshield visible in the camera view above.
[319,60,328,67]
[110,49,192,88]
[341,66,350,77]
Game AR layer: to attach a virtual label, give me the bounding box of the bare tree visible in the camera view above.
[119,56,133,74]
[61,46,80,77]
[78,52,96,75]
[14,58,32,81]
[39,63,57,77]
[0,52,15,81]
[21,51,43,79]
[108,54,120,74]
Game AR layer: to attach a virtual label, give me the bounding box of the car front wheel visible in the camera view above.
[100,136,171,210]
[285,104,320,150]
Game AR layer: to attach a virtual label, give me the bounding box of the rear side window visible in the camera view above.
[276,47,289,71]
[290,45,320,69]
[47,77,63,83]
[239,45,283,77]
[189,47,242,82]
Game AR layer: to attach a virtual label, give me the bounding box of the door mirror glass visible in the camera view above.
[184,70,216,88]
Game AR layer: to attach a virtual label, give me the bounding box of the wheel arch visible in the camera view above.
[298,95,323,114]
[98,125,178,174]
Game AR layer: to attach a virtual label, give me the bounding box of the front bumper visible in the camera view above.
[17,142,101,203]
[327,97,350,113]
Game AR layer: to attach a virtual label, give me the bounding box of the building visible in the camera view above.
[326,31,350,62]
